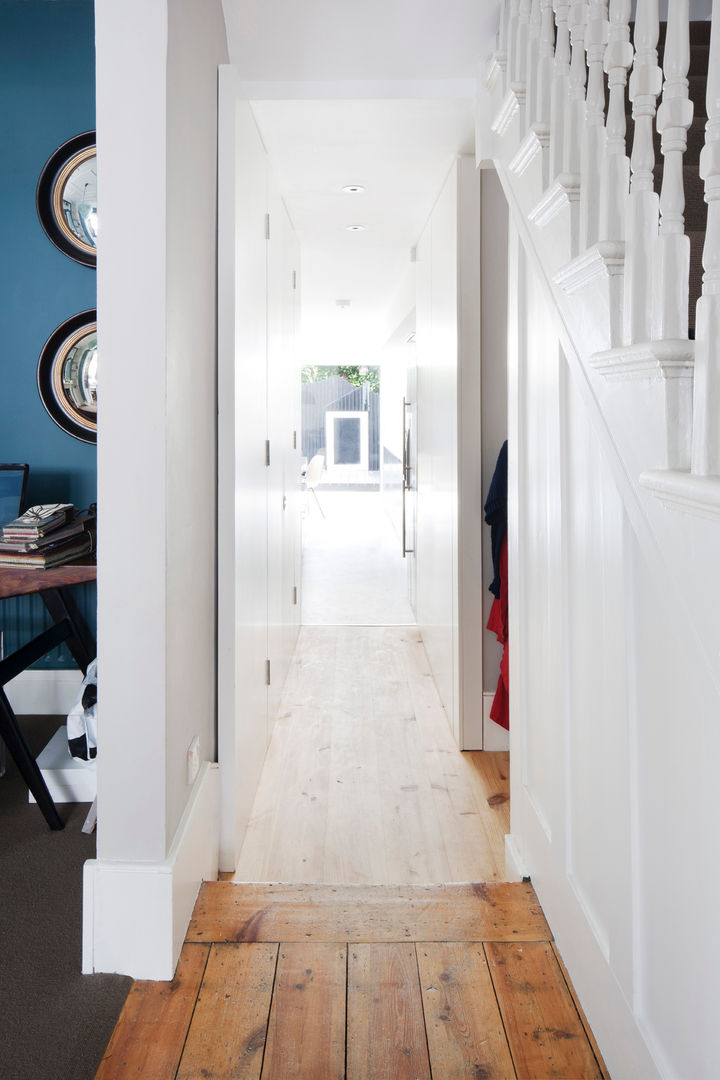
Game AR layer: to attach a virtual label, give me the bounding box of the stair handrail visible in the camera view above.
[691,0,720,475]
[655,0,693,340]
[624,0,662,343]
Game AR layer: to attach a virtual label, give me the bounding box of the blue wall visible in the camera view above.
[0,0,96,667]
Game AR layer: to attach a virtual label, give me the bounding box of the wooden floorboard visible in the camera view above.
[94,943,209,1079]
[347,943,431,1080]
[176,943,277,1080]
[187,881,551,944]
[418,941,517,1079]
[485,941,604,1079]
[261,943,347,1080]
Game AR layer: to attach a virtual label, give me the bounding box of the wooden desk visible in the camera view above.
[0,558,96,829]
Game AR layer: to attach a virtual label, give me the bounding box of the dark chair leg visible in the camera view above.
[0,688,64,830]
[41,587,95,674]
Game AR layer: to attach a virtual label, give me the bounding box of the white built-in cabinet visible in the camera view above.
[217,71,301,871]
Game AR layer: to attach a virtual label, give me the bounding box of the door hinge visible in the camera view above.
[265,439,271,467]
[265,213,270,240]
[293,429,297,450]
[293,585,298,605]
[265,658,271,686]
[292,269,297,290]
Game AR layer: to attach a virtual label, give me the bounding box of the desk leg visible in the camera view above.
[41,587,95,674]
[0,688,64,830]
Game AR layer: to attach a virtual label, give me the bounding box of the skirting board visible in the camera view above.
[83,761,219,980]
[483,690,510,750]
[5,668,83,716]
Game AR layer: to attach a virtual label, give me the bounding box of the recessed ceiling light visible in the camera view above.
[342,185,365,194]
[346,224,366,231]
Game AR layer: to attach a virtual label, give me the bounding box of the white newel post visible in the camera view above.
[564,1,589,181]
[655,0,693,340]
[691,0,720,475]
[580,0,609,247]
[623,0,661,344]
[599,0,633,245]
[551,0,572,179]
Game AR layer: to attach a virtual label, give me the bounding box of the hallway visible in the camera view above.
[232,625,508,883]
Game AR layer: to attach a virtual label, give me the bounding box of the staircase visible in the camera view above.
[482,0,719,495]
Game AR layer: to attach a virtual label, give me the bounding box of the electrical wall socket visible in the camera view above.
[187,735,200,785]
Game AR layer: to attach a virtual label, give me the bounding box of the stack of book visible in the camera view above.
[0,503,96,568]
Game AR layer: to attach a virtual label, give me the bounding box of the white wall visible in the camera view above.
[506,222,720,1077]
[90,0,228,978]
[415,156,484,748]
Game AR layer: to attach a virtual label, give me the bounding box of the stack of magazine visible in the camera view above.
[0,503,96,568]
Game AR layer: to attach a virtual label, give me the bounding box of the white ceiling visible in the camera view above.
[221,1,498,359]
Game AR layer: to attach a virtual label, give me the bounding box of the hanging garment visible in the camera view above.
[484,440,507,599]
[486,534,509,730]
[67,658,98,762]
[484,442,509,729]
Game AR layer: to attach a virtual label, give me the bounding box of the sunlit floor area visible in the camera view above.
[301,489,415,625]
[233,625,509,884]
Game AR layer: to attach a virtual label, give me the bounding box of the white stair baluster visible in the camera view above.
[551,0,572,179]
[564,1,589,181]
[526,0,543,125]
[507,0,521,97]
[580,0,610,247]
[537,0,556,129]
[691,0,720,474]
[599,0,633,244]
[655,0,693,339]
[497,0,510,85]
[623,0,662,344]
[513,0,533,122]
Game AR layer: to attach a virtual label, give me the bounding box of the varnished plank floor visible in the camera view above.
[97,883,609,1079]
[233,626,510,884]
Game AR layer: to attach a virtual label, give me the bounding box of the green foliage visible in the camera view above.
[301,365,380,393]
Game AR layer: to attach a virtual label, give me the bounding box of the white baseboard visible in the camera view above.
[5,668,83,716]
[504,833,528,882]
[483,690,510,750]
[83,761,219,980]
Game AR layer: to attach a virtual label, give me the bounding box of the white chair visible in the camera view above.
[304,453,326,518]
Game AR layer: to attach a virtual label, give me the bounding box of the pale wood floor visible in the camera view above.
[232,625,510,884]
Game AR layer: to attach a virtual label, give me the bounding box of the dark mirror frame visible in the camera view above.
[36,131,97,267]
[37,310,97,444]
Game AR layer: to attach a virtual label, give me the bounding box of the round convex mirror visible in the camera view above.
[37,311,97,444]
[37,131,97,266]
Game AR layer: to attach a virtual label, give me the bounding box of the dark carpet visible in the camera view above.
[0,715,131,1080]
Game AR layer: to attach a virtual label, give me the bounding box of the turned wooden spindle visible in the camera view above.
[564,1,589,179]
[656,0,693,340]
[536,0,556,131]
[599,0,633,243]
[526,0,543,125]
[623,0,661,344]
[691,0,720,474]
[580,0,610,247]
[550,0,572,178]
